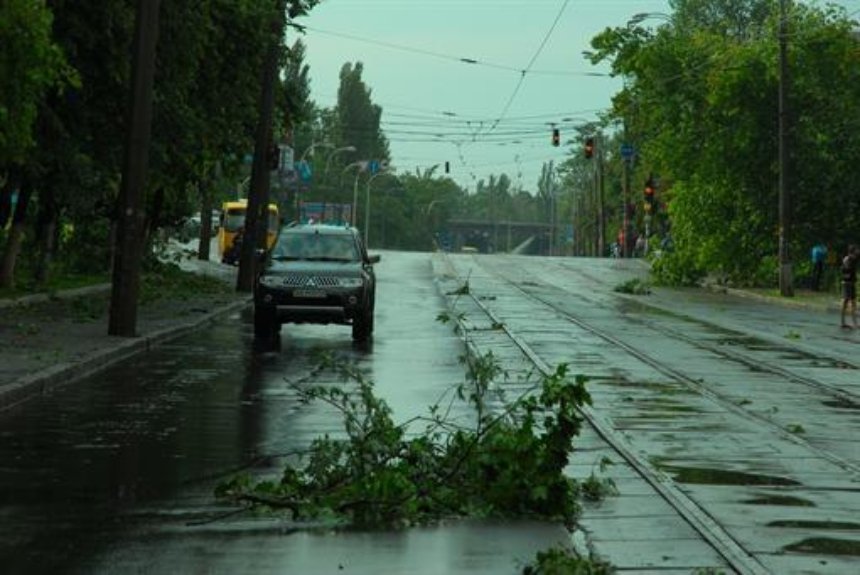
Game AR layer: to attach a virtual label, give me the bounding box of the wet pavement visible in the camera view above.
[0,251,573,574]
[2,249,859,574]
[436,253,860,574]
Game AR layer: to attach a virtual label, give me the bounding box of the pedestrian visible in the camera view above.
[227,227,244,265]
[810,241,827,291]
[635,235,646,257]
[840,244,858,329]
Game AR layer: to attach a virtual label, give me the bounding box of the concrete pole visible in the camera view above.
[778,0,794,296]
[108,0,161,336]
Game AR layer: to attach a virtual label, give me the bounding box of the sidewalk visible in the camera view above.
[702,282,843,313]
[0,263,250,411]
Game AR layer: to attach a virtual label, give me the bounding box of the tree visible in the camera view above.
[0,0,72,289]
[589,1,860,286]
[0,0,71,168]
[335,62,390,165]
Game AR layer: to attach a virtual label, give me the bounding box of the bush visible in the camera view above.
[217,353,593,530]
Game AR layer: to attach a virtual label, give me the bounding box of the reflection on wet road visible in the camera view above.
[0,252,479,574]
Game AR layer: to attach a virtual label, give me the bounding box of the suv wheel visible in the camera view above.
[351,307,374,341]
[254,306,278,340]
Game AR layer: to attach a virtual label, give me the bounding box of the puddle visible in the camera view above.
[822,399,860,411]
[769,520,860,530]
[653,463,801,486]
[598,379,690,395]
[783,537,860,556]
[632,399,703,413]
[743,495,815,507]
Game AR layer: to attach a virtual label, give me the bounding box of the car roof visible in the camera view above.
[281,223,357,236]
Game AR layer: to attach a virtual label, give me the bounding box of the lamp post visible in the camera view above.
[322,145,356,186]
[292,142,333,221]
[299,141,334,166]
[342,161,366,226]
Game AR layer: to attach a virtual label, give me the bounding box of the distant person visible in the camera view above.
[840,244,858,329]
[810,242,827,291]
[635,235,646,257]
[227,227,244,265]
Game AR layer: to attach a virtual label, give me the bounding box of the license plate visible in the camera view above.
[293,289,326,299]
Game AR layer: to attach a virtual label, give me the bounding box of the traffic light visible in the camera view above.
[445,161,450,174]
[644,177,656,210]
[551,128,560,147]
[584,137,594,159]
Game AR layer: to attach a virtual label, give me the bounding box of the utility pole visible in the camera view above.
[778,0,794,296]
[237,0,285,292]
[622,130,631,259]
[108,0,161,336]
[596,132,606,257]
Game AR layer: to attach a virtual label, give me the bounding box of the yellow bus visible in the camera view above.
[218,199,280,264]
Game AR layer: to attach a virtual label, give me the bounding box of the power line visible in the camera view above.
[483,0,572,135]
[292,22,607,78]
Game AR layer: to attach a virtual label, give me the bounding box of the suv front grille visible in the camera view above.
[280,274,343,288]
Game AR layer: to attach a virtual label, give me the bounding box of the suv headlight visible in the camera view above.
[259,275,280,287]
[338,277,364,288]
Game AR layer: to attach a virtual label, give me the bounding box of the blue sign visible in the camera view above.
[368,160,380,175]
[620,144,634,159]
[296,160,312,182]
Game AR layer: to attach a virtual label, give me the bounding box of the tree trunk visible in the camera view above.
[0,185,32,290]
[198,179,212,261]
[236,4,283,292]
[34,193,59,288]
[108,0,161,337]
[0,175,14,229]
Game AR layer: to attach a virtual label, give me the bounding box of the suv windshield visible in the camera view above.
[272,232,359,262]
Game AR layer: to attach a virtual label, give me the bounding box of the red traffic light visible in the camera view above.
[584,137,594,159]
[644,177,656,201]
[551,128,560,147]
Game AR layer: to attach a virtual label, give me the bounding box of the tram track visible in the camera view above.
[476,256,860,475]
[436,252,860,574]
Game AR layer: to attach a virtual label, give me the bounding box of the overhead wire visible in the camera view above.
[482,0,572,136]
[293,22,608,78]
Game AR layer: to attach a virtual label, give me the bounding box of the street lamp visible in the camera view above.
[342,161,366,226]
[299,141,334,166]
[322,145,356,186]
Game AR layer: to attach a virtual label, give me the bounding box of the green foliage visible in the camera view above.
[138,260,233,304]
[589,1,860,286]
[613,278,651,295]
[581,457,618,502]
[0,0,74,165]
[218,353,593,530]
[521,545,614,575]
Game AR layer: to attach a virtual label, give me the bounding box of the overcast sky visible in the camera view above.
[297,0,859,193]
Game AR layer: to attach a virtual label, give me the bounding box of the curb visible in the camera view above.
[0,296,251,412]
[703,284,842,313]
[0,283,113,309]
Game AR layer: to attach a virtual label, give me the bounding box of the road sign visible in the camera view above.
[620,143,634,159]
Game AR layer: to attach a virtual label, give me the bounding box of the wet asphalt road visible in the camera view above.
[2,250,859,574]
[0,251,567,575]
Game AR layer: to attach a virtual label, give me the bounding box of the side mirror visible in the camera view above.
[368,254,381,264]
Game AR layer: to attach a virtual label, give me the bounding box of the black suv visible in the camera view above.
[253,224,380,341]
